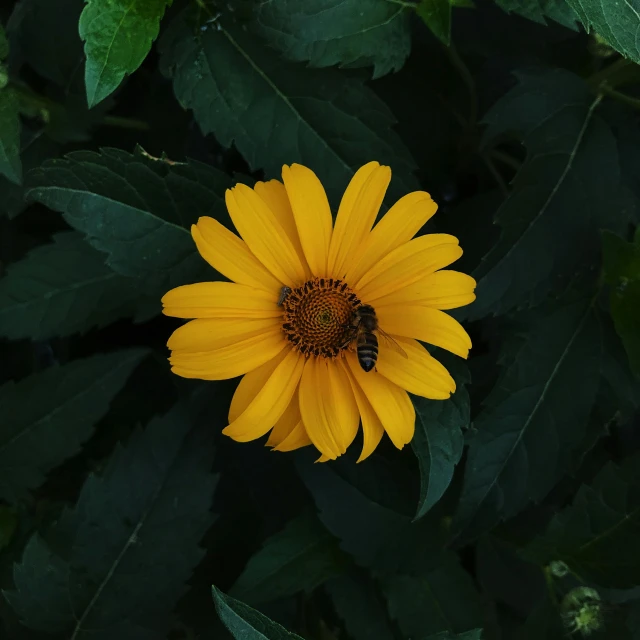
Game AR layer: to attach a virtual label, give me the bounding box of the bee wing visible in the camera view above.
[377,328,409,359]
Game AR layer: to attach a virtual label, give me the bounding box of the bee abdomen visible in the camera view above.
[357,332,378,372]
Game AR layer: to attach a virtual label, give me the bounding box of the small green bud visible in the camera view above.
[561,587,603,636]
[548,560,570,578]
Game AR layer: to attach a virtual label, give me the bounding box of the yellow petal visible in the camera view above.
[170,326,287,380]
[346,351,415,450]
[226,185,307,287]
[356,234,462,302]
[266,393,302,447]
[345,191,438,284]
[282,164,333,277]
[376,337,455,400]
[327,162,390,278]
[167,317,280,352]
[273,422,312,452]
[376,306,472,359]
[254,179,312,278]
[223,349,305,441]
[344,366,385,462]
[374,270,476,310]
[192,217,281,292]
[298,358,359,460]
[229,349,289,422]
[162,282,281,319]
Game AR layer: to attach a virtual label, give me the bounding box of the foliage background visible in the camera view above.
[0,0,640,638]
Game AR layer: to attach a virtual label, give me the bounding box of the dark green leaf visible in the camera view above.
[212,586,304,640]
[255,0,410,78]
[326,572,396,640]
[493,0,579,28]
[0,505,17,552]
[603,230,640,374]
[16,0,85,88]
[230,512,344,604]
[6,405,217,637]
[566,0,640,62]
[382,552,484,637]
[0,88,21,184]
[422,631,483,640]
[296,454,444,573]
[412,359,469,519]
[0,130,59,218]
[516,596,565,640]
[416,0,452,45]
[524,453,640,588]
[0,23,9,60]
[80,0,173,107]
[0,232,155,340]
[0,349,147,503]
[468,70,629,319]
[26,148,231,292]
[159,10,417,204]
[453,297,602,544]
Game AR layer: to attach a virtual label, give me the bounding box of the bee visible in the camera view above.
[277,286,292,306]
[342,304,407,372]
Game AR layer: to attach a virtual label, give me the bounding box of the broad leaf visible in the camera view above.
[80,0,173,107]
[524,453,640,588]
[493,0,579,28]
[468,70,630,319]
[416,0,452,45]
[230,512,344,604]
[326,572,396,640]
[452,297,602,544]
[212,586,304,640]
[6,405,217,637]
[0,232,155,340]
[382,552,484,637]
[0,349,147,503]
[412,359,469,520]
[566,0,640,63]
[603,230,640,374]
[159,10,417,204]
[26,148,231,292]
[255,0,410,78]
[296,454,444,574]
[0,88,21,184]
[0,23,8,60]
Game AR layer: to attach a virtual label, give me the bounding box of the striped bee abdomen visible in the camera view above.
[357,331,378,372]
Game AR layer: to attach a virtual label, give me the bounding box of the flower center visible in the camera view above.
[281,278,361,358]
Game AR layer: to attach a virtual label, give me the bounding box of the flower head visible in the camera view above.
[162,162,476,461]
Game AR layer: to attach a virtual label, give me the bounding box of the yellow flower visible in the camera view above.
[162,162,476,462]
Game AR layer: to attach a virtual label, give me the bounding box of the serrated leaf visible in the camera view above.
[5,405,217,638]
[603,230,640,374]
[452,297,602,545]
[159,10,417,204]
[468,70,628,319]
[524,453,640,588]
[382,553,483,637]
[80,0,173,107]
[230,512,344,604]
[416,0,452,45]
[0,232,156,340]
[212,586,304,640]
[0,349,147,503]
[296,454,444,574]
[26,148,231,292]
[255,0,410,79]
[326,572,396,640]
[412,359,469,520]
[0,88,21,184]
[493,0,579,29]
[566,0,640,63]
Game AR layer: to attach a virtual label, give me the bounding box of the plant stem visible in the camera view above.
[445,44,478,127]
[599,83,640,110]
